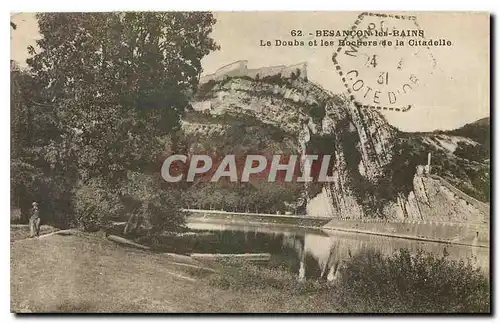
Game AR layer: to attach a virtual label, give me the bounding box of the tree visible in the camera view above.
[10,64,48,221]
[23,12,219,230]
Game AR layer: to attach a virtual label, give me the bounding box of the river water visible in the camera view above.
[187,221,489,280]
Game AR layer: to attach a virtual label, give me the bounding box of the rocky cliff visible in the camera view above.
[183,67,489,222]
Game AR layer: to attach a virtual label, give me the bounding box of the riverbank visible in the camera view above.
[324,219,489,248]
[11,230,489,313]
[184,209,490,249]
[185,209,331,228]
[10,230,334,313]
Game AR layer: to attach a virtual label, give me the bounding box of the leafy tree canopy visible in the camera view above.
[12,12,219,230]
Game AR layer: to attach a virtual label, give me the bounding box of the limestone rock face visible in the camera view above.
[188,74,488,222]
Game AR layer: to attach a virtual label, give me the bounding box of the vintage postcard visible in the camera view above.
[10,11,490,313]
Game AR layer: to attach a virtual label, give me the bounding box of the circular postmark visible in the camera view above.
[332,12,437,112]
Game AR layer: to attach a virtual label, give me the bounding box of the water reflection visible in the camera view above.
[187,221,489,279]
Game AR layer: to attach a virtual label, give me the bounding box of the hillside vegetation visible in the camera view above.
[403,118,490,202]
[183,74,490,217]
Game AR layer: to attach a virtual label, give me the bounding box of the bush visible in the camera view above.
[74,171,186,234]
[334,248,490,313]
[454,141,489,162]
[195,79,217,100]
[196,248,489,313]
[74,177,121,232]
[119,171,186,234]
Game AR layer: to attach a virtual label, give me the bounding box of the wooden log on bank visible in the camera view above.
[107,234,150,250]
[190,253,271,262]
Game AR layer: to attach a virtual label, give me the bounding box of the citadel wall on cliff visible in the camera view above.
[199,60,308,84]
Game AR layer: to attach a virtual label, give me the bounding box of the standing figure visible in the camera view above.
[29,202,41,238]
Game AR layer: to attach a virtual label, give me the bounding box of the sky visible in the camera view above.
[10,12,490,132]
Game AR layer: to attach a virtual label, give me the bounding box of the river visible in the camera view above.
[187,220,489,280]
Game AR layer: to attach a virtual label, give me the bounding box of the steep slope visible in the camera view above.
[399,117,490,203]
[446,117,490,148]
[183,69,489,223]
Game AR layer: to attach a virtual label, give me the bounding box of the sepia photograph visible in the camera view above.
[9,11,490,314]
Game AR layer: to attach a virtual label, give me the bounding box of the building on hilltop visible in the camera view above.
[199,60,308,84]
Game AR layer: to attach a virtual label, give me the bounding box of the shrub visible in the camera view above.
[334,248,490,313]
[194,79,217,100]
[74,177,121,232]
[119,171,186,234]
[454,141,489,162]
[196,248,488,313]
[261,74,284,86]
[75,172,186,234]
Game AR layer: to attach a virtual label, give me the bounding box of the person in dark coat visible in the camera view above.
[29,202,41,238]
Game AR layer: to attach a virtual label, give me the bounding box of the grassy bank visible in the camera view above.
[10,231,332,312]
[198,249,490,313]
[10,225,59,242]
[11,231,490,313]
